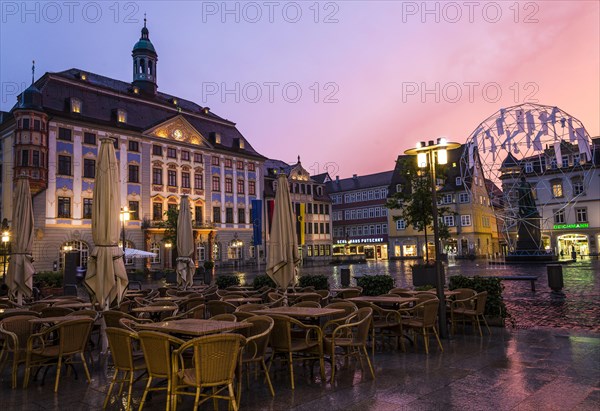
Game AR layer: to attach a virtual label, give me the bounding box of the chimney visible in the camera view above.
[352,174,358,179]
[335,175,339,183]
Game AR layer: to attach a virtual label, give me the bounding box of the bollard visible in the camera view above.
[341,268,351,287]
[547,264,564,292]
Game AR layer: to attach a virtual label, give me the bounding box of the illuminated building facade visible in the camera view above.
[0,22,265,271]
[326,172,393,261]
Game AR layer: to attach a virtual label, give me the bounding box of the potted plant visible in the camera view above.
[216,275,241,289]
[252,274,276,290]
[298,275,329,290]
[34,271,64,296]
[449,275,510,326]
[356,275,394,296]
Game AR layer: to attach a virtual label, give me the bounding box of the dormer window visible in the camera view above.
[70,98,82,113]
[171,98,178,105]
[203,107,210,114]
[132,86,140,94]
[117,109,127,123]
[79,72,87,81]
[238,138,245,150]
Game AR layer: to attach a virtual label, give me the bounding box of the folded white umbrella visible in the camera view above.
[6,176,35,305]
[176,195,195,289]
[84,137,128,309]
[266,174,300,304]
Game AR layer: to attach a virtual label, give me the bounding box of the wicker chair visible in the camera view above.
[39,306,74,318]
[354,300,403,353]
[103,310,151,329]
[23,317,94,392]
[103,327,147,409]
[315,290,331,305]
[324,307,374,382]
[450,291,490,337]
[28,302,50,313]
[235,303,266,313]
[138,331,185,411]
[209,314,237,322]
[268,314,325,389]
[233,311,256,321]
[297,293,323,304]
[336,289,361,299]
[401,299,443,354]
[205,301,236,317]
[171,334,247,411]
[238,316,275,399]
[388,287,411,295]
[0,315,37,388]
[0,310,39,320]
[179,296,205,312]
[414,293,439,304]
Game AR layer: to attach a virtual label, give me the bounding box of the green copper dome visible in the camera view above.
[132,18,156,55]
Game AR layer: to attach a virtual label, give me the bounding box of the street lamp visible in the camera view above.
[164,242,172,269]
[405,137,460,339]
[120,206,130,253]
[2,231,9,281]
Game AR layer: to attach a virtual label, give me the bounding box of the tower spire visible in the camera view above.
[31,60,35,84]
[144,13,146,28]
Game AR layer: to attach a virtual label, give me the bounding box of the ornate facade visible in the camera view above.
[0,22,266,272]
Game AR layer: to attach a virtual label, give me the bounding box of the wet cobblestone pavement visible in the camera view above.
[1,327,598,410]
[225,258,600,333]
[2,260,598,410]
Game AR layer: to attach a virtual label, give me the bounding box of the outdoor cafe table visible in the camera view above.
[251,306,345,319]
[135,319,251,337]
[221,297,263,305]
[348,296,417,305]
[131,305,177,321]
[0,308,30,320]
[28,315,89,325]
[401,290,462,298]
[153,296,184,302]
[49,302,93,310]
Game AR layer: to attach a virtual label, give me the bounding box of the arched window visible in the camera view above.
[59,240,89,269]
[148,60,153,75]
[139,59,145,74]
[197,243,206,262]
[133,61,137,75]
[150,242,161,264]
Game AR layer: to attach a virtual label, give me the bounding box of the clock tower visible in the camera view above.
[132,16,158,96]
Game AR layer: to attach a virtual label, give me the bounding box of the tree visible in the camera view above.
[386,157,451,261]
[156,207,179,267]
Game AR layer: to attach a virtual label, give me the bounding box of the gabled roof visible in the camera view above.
[312,173,331,184]
[326,171,393,193]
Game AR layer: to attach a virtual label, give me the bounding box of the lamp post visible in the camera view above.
[2,231,9,282]
[164,242,172,269]
[120,206,130,253]
[405,137,460,339]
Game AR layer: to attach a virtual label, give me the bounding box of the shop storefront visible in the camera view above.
[334,237,388,260]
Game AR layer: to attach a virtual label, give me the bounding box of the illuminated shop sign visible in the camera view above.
[336,238,384,244]
[553,223,589,230]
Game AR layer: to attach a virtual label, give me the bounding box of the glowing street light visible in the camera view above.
[120,206,130,253]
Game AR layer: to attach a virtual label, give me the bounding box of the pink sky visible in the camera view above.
[1,1,598,177]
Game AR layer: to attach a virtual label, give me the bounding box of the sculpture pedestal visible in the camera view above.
[506,217,555,262]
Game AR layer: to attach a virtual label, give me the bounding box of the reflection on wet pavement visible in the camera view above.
[233,259,600,332]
